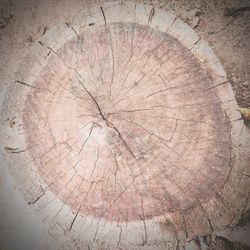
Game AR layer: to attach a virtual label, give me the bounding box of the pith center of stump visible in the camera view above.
[24,22,231,222]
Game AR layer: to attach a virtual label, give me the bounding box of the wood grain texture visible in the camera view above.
[0,1,249,249]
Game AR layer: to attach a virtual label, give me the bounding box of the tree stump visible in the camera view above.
[0,1,249,249]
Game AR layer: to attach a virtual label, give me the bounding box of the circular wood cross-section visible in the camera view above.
[1,1,247,249]
[24,22,230,222]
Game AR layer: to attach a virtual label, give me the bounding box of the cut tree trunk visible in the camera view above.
[0,1,249,249]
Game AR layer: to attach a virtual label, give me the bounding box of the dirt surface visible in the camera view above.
[0,0,249,250]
